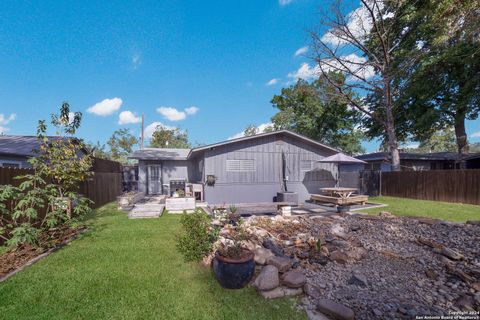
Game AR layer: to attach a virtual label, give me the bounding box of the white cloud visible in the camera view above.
[279,0,294,6]
[87,98,123,116]
[288,63,321,81]
[289,54,376,82]
[294,46,308,57]
[0,113,16,133]
[321,2,374,46]
[266,78,279,86]
[118,111,142,125]
[471,131,480,138]
[144,122,176,138]
[156,106,200,121]
[185,106,199,115]
[229,123,274,140]
[0,113,16,125]
[157,107,186,121]
[132,53,141,69]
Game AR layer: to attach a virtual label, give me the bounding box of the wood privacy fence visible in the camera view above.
[0,167,122,208]
[381,170,480,205]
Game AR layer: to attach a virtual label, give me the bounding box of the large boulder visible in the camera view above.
[259,286,303,299]
[254,265,279,291]
[317,299,355,320]
[266,256,293,273]
[254,248,274,265]
[281,270,307,288]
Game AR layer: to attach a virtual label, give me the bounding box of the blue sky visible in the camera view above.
[0,0,479,152]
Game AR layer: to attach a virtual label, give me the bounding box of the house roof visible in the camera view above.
[129,130,340,160]
[356,152,462,162]
[129,148,191,160]
[0,135,83,157]
[189,130,339,156]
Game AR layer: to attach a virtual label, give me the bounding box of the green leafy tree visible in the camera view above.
[271,75,364,155]
[0,102,92,246]
[150,126,190,148]
[243,125,257,137]
[106,128,139,163]
[389,0,480,154]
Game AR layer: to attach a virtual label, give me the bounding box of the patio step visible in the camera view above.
[128,204,165,219]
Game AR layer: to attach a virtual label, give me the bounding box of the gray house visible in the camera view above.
[129,130,346,204]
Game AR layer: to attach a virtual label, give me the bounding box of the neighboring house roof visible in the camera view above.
[356,152,463,162]
[0,135,87,158]
[129,148,191,160]
[129,130,340,160]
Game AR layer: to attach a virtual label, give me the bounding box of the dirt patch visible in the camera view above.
[0,226,86,278]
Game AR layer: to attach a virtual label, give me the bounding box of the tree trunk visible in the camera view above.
[384,78,401,171]
[454,112,468,155]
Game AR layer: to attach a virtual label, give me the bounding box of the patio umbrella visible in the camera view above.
[317,153,367,187]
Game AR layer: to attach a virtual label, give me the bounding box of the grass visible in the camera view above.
[0,204,306,320]
[358,196,480,222]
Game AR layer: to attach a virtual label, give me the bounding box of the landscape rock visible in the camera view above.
[348,272,368,287]
[454,295,475,311]
[254,247,274,265]
[345,247,368,261]
[266,256,293,273]
[259,286,303,299]
[329,250,349,264]
[330,224,349,240]
[441,247,464,260]
[281,270,306,288]
[263,238,284,256]
[306,310,333,320]
[425,268,439,280]
[317,299,355,320]
[254,265,279,291]
[304,283,322,299]
[378,211,395,218]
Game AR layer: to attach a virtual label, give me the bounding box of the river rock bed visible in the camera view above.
[235,212,480,319]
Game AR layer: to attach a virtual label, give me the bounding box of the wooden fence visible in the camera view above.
[0,167,122,208]
[381,169,480,205]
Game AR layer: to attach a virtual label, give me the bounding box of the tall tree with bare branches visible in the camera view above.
[310,0,409,171]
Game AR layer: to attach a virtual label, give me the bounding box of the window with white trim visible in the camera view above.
[300,160,312,171]
[226,159,255,172]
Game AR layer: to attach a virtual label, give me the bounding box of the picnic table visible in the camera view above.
[320,187,358,199]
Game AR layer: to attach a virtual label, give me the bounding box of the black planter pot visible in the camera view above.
[213,250,255,289]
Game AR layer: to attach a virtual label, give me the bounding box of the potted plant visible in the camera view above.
[213,221,255,289]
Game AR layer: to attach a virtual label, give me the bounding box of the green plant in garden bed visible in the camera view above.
[0,103,93,247]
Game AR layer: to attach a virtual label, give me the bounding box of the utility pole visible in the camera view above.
[141,113,144,149]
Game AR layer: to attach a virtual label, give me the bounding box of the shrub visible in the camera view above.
[177,209,218,262]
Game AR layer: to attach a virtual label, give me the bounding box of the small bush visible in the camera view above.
[176,209,218,262]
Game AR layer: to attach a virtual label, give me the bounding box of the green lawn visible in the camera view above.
[359,196,480,222]
[0,204,306,320]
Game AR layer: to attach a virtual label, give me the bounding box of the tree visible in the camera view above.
[87,141,110,159]
[150,126,190,148]
[242,124,274,137]
[311,0,410,170]
[106,129,139,163]
[271,75,364,154]
[404,128,457,153]
[0,102,92,246]
[390,0,480,155]
[243,125,258,137]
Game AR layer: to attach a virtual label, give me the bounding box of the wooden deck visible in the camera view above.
[310,194,369,206]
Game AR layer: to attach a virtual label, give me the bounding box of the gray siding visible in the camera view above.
[138,159,202,195]
[203,133,339,204]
